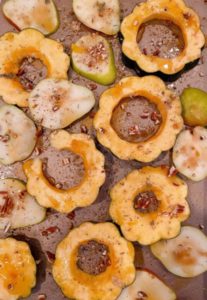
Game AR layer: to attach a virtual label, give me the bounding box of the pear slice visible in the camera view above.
[0,105,37,165]
[73,0,120,35]
[151,226,207,278]
[118,269,176,300]
[28,79,95,129]
[71,34,116,85]
[0,178,46,229]
[2,0,59,35]
[173,126,207,181]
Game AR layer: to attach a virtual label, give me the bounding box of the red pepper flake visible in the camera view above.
[46,251,55,263]
[41,226,60,237]
[142,48,147,55]
[153,49,160,56]
[0,134,10,142]
[150,111,161,124]
[81,125,88,134]
[89,111,96,119]
[87,83,97,91]
[128,125,140,136]
[168,166,178,177]
[99,127,105,134]
[67,211,76,220]
[136,291,148,300]
[0,193,14,217]
[38,294,47,300]
[170,204,185,218]
[36,126,43,138]
[183,12,191,20]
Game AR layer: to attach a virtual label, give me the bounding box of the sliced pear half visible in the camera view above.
[71,34,116,85]
[0,178,46,229]
[28,79,95,129]
[0,105,37,165]
[151,226,207,278]
[117,268,176,300]
[173,126,207,181]
[73,0,120,35]
[3,0,59,35]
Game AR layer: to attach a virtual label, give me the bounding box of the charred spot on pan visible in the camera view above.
[76,240,111,275]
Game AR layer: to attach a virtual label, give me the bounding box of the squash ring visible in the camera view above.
[110,166,190,245]
[93,76,183,162]
[0,238,36,300]
[23,130,105,213]
[121,0,205,74]
[52,222,135,300]
[0,29,70,107]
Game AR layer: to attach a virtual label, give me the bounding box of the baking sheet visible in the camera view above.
[0,0,207,299]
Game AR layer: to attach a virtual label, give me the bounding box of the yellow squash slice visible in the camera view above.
[151,226,207,278]
[121,0,205,74]
[52,222,135,300]
[94,76,183,162]
[0,238,36,300]
[23,130,105,213]
[0,29,70,107]
[117,268,176,300]
[110,166,190,245]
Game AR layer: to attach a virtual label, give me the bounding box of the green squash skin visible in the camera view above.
[71,42,117,85]
[181,88,207,126]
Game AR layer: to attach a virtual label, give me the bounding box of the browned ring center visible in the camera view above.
[111,96,162,143]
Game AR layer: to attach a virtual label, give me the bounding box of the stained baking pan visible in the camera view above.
[0,0,207,299]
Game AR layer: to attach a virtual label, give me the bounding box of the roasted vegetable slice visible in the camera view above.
[23,130,105,213]
[117,268,176,300]
[173,126,207,181]
[94,76,183,162]
[0,178,46,229]
[181,88,207,126]
[0,238,36,300]
[121,0,205,74]
[110,166,190,245]
[28,79,95,129]
[52,222,135,300]
[71,34,116,85]
[0,105,36,165]
[3,0,59,35]
[151,226,207,278]
[0,29,70,107]
[73,0,120,35]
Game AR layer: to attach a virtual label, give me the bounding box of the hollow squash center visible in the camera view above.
[76,240,111,275]
[43,148,85,190]
[17,57,47,91]
[111,96,162,143]
[134,191,160,214]
[137,19,185,59]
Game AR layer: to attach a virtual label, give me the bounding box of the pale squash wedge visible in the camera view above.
[0,178,46,229]
[121,0,205,74]
[0,29,70,107]
[23,130,105,213]
[118,268,176,300]
[110,166,190,245]
[3,0,59,36]
[151,226,207,278]
[94,76,183,162]
[52,222,135,300]
[0,238,36,300]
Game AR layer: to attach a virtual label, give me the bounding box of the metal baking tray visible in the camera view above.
[0,0,206,299]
